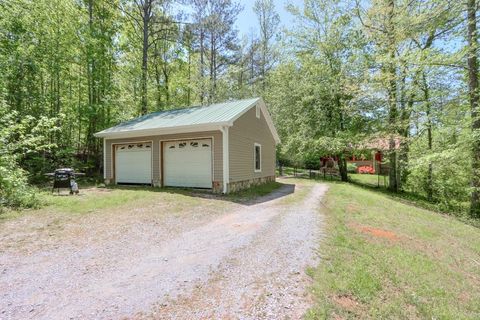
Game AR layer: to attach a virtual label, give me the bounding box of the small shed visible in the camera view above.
[94,98,280,193]
[347,136,402,174]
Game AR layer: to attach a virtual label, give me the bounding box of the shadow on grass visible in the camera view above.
[104,181,296,206]
[284,173,458,212]
[348,177,436,208]
[351,178,479,228]
[305,173,477,225]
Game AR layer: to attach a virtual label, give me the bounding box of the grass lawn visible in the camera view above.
[349,173,387,188]
[0,186,199,221]
[349,173,471,219]
[0,182,283,222]
[226,181,282,201]
[276,167,309,176]
[307,181,480,319]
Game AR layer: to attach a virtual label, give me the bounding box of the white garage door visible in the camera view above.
[115,143,152,184]
[164,139,212,188]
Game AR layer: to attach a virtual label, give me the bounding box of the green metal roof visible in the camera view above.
[95,98,260,137]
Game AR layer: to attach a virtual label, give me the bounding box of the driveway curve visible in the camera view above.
[0,181,328,320]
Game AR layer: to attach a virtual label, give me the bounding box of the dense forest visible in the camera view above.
[0,0,479,218]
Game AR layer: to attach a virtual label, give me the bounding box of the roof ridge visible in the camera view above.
[148,104,202,115]
[144,97,259,116]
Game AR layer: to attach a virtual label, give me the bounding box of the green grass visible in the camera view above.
[41,187,163,214]
[276,167,309,176]
[349,173,387,188]
[349,173,473,222]
[306,181,480,319]
[226,181,283,201]
[0,186,175,221]
[1,181,284,222]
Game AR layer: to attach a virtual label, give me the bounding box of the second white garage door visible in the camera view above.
[163,139,212,188]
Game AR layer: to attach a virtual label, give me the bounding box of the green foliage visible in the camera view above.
[0,95,58,209]
[406,153,470,213]
[347,162,357,173]
[226,181,282,201]
[403,102,472,213]
[266,0,374,173]
[0,155,37,208]
[304,154,321,170]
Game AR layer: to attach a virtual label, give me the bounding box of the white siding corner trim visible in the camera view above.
[103,138,107,179]
[221,126,230,193]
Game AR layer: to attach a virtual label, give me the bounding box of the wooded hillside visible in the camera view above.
[1,0,479,217]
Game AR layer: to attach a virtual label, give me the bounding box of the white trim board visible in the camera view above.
[103,139,107,179]
[95,124,224,139]
[221,126,229,194]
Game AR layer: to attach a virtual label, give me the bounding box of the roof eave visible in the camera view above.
[94,122,230,139]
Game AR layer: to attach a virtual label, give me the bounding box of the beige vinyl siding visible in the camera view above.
[104,130,223,184]
[229,106,276,182]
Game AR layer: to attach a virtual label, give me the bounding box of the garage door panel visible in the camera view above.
[164,139,212,188]
[115,143,152,184]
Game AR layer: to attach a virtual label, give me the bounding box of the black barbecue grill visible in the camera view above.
[45,168,85,194]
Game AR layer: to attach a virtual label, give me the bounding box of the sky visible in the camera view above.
[234,0,296,38]
[176,0,297,39]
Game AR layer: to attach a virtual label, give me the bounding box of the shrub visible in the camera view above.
[304,154,321,170]
[0,98,58,210]
[347,163,358,173]
[0,155,38,208]
[405,148,470,213]
[357,165,375,174]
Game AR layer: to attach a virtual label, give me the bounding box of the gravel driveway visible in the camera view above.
[0,180,327,320]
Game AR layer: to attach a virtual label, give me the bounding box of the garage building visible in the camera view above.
[94,98,280,193]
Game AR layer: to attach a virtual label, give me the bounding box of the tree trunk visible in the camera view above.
[336,94,348,182]
[162,64,169,107]
[386,0,398,192]
[261,40,266,92]
[199,28,205,104]
[423,72,434,201]
[77,64,82,153]
[467,0,480,217]
[338,155,348,182]
[396,65,407,190]
[399,68,421,188]
[86,0,99,167]
[154,62,162,110]
[209,36,215,103]
[398,33,435,192]
[140,1,150,115]
[187,40,191,105]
